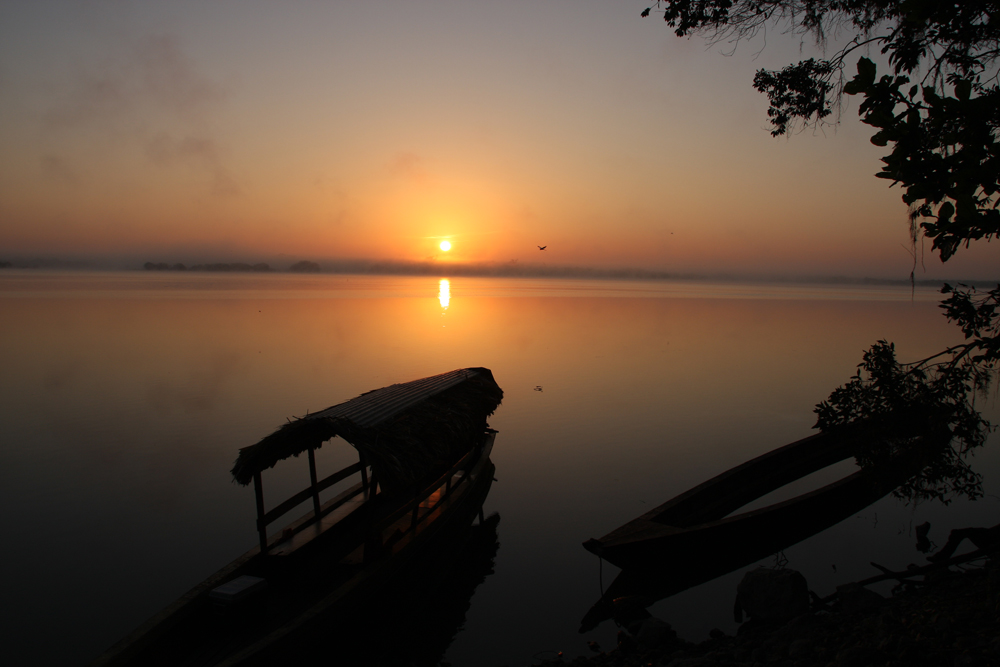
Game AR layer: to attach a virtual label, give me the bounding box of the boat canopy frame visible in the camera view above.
[231,367,503,555]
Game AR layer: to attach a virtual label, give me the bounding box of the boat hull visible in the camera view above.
[580,431,935,631]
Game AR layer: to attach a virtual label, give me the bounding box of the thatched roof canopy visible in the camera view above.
[231,368,503,494]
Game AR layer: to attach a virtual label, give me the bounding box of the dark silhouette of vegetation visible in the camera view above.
[815,340,989,503]
[143,261,271,272]
[289,260,321,273]
[641,0,1000,502]
[143,262,187,270]
[192,262,271,272]
[815,277,999,505]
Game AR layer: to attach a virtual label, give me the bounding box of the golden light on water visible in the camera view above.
[438,278,450,309]
[439,240,451,252]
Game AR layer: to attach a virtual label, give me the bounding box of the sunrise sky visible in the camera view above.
[1,0,997,280]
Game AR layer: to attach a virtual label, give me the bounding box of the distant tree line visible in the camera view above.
[0,259,90,269]
[144,262,192,271]
[143,261,323,272]
[144,261,271,271]
[289,260,321,273]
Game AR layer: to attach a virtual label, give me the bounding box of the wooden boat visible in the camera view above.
[580,428,941,631]
[89,367,503,667]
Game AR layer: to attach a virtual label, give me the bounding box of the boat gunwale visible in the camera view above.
[627,432,853,529]
[589,450,918,555]
[584,430,944,568]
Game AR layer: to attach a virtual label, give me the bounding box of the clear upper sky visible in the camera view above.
[1,0,996,279]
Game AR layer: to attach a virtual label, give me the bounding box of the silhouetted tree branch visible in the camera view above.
[642,0,1000,261]
[814,338,992,504]
[813,283,999,504]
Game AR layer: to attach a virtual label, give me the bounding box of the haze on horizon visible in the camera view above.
[2,1,997,281]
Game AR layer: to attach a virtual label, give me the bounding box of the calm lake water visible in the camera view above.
[2,271,998,666]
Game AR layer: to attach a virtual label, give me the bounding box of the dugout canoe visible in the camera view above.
[580,428,942,631]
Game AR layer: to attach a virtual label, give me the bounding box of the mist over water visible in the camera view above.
[4,256,996,286]
[2,271,998,666]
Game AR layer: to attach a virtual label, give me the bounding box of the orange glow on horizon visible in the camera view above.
[4,1,998,282]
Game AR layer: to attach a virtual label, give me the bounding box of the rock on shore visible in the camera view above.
[535,560,999,667]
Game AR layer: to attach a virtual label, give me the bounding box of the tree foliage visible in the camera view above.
[811,283,999,504]
[941,282,1000,363]
[841,59,1000,262]
[814,338,990,504]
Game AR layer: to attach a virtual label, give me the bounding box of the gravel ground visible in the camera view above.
[533,559,1000,667]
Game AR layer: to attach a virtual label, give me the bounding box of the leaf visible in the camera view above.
[938,201,955,223]
[955,78,972,101]
[857,57,876,86]
[641,7,651,18]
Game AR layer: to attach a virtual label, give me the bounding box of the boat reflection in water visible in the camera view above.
[289,511,501,666]
[580,429,942,632]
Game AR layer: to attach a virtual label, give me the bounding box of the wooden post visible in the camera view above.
[359,452,369,495]
[307,447,321,518]
[253,472,268,555]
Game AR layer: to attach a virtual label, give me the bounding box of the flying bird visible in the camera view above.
[538,245,547,250]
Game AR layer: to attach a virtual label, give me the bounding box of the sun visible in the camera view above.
[439,240,452,252]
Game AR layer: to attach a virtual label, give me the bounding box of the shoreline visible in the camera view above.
[534,558,999,667]
[2,263,997,289]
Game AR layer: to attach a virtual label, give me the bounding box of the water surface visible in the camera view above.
[1,271,997,666]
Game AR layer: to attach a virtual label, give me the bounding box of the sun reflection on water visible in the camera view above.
[438,278,450,310]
